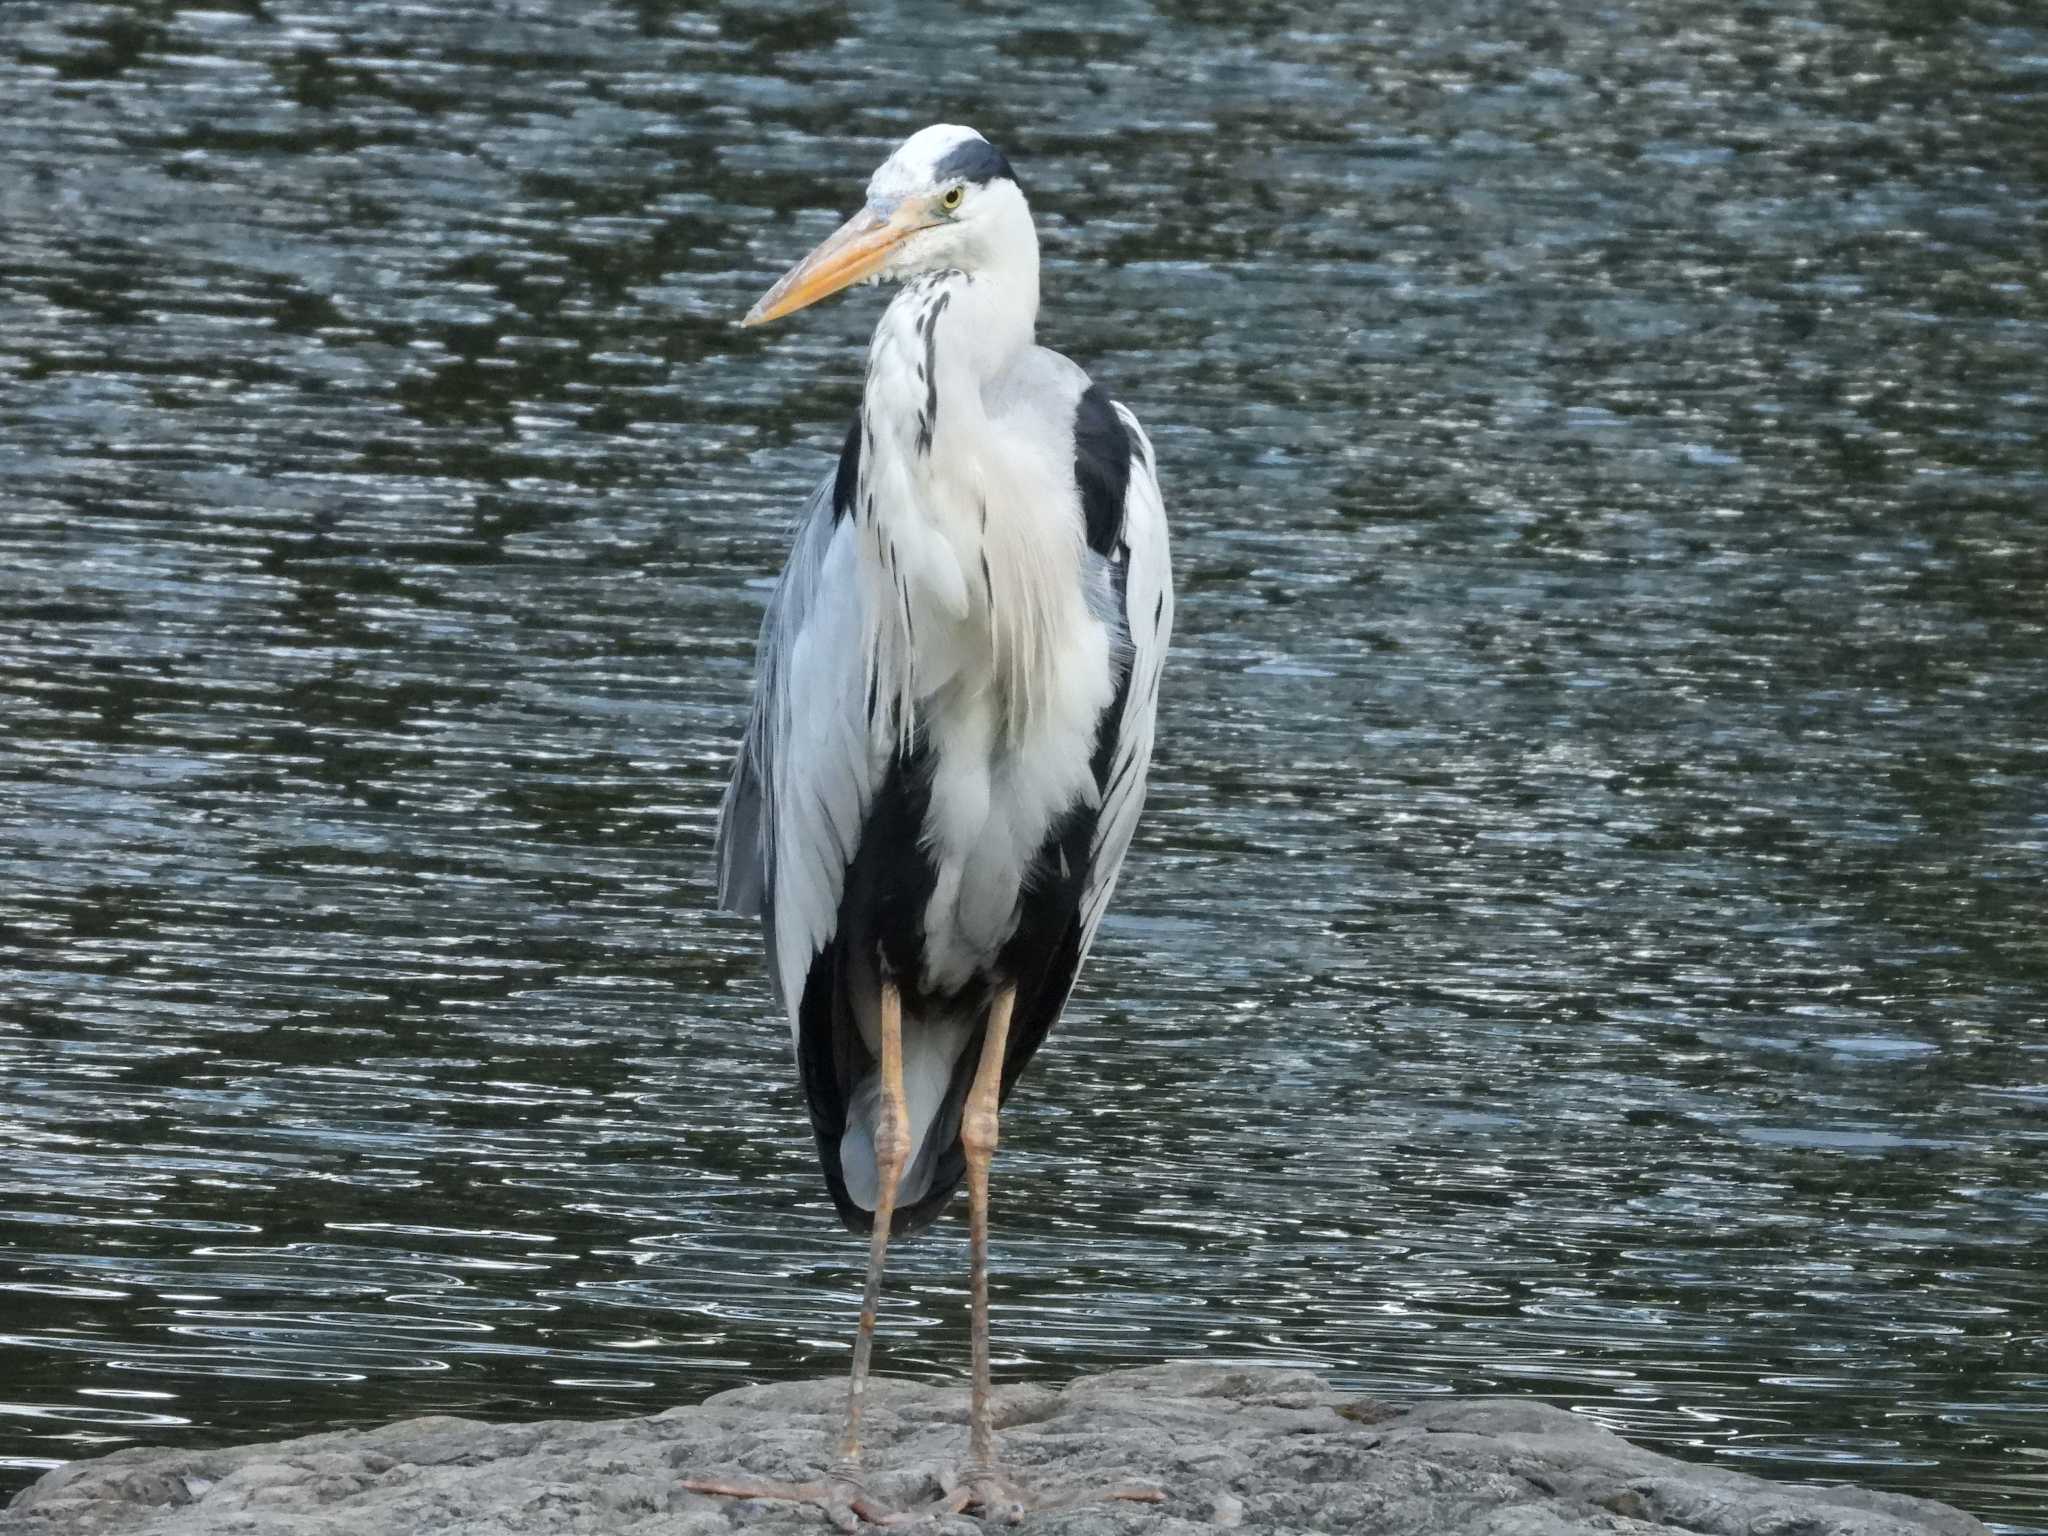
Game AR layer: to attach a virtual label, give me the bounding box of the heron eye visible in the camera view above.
[941,185,964,212]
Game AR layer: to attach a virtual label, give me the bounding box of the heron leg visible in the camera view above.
[841,970,912,1465]
[962,984,1013,1478]
[926,986,1165,1524]
[681,976,914,1531]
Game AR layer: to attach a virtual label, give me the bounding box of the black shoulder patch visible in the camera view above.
[933,136,1018,190]
[831,412,861,522]
[1072,384,1131,558]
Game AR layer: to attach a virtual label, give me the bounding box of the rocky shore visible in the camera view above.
[2,1364,1989,1535]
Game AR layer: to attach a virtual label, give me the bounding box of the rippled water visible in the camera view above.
[3,0,2045,1528]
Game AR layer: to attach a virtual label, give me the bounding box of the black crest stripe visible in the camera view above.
[932,136,1018,189]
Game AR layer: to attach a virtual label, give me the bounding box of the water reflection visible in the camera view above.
[3,0,2045,1528]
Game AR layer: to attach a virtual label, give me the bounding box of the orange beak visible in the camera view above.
[742,205,929,327]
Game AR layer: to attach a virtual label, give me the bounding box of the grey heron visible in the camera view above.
[686,124,1173,1524]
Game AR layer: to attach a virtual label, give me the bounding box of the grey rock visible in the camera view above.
[2,1365,1988,1536]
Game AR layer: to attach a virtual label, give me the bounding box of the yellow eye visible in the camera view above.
[941,185,964,212]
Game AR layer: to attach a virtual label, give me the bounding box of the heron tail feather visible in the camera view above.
[838,1008,974,1219]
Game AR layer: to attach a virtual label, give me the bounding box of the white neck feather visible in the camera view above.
[853,192,1081,748]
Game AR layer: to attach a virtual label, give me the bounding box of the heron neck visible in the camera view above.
[854,223,1057,740]
[950,234,1039,378]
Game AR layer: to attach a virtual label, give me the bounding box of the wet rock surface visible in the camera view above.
[2,1366,1989,1535]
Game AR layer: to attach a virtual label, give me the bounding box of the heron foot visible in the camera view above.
[681,1465,916,1531]
[925,1461,1165,1525]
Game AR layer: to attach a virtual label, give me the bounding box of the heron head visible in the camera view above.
[742,125,1028,327]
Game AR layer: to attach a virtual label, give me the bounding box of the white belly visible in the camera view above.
[914,605,1112,992]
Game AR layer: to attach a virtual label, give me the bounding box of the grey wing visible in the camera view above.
[714,471,878,1020]
[992,398,1173,1108]
[1076,403,1174,967]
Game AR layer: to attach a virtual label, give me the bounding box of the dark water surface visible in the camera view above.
[3,0,2045,1526]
